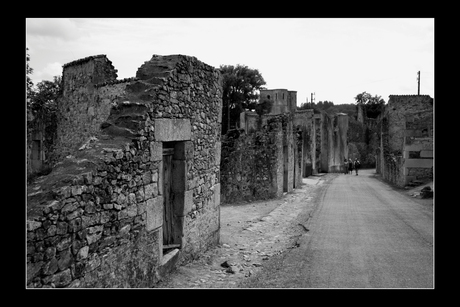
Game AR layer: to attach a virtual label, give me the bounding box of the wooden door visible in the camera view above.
[162,147,174,246]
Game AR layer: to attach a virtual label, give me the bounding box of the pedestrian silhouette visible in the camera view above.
[348,159,353,174]
[354,158,360,175]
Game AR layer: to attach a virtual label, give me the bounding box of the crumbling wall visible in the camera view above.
[54,55,128,163]
[314,114,322,173]
[294,109,315,177]
[239,111,259,133]
[377,95,433,186]
[403,108,433,183]
[282,114,295,192]
[220,117,284,204]
[220,112,303,204]
[320,112,348,173]
[259,89,297,115]
[26,54,222,288]
[385,95,432,153]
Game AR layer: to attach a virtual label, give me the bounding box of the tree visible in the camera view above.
[254,98,273,117]
[28,76,62,168]
[29,76,62,113]
[26,48,34,105]
[220,64,266,134]
[354,91,385,119]
[354,91,371,105]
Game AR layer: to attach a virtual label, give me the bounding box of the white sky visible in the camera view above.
[26,18,434,105]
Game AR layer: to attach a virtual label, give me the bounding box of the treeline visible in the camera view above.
[297,91,386,120]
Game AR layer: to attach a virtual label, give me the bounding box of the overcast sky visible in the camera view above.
[26,18,434,105]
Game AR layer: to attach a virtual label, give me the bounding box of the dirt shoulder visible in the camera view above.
[155,173,337,288]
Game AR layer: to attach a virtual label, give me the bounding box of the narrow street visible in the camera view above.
[156,169,433,289]
[242,169,434,288]
[156,173,331,288]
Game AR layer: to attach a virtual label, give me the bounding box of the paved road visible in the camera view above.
[244,169,434,288]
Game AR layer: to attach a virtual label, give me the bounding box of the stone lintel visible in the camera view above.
[154,119,191,142]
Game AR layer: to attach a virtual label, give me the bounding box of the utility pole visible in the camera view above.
[417,71,420,95]
[311,92,315,105]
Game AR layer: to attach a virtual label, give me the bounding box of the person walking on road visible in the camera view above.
[348,159,353,174]
[354,158,360,175]
[344,158,348,174]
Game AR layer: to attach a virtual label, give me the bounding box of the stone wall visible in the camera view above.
[376,95,433,187]
[220,116,284,204]
[403,108,433,183]
[385,95,433,154]
[293,109,315,177]
[26,54,222,288]
[220,113,302,204]
[54,55,129,163]
[314,114,322,173]
[347,116,379,168]
[320,112,348,173]
[259,89,297,115]
[239,111,259,133]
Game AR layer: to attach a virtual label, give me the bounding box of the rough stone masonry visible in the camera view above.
[27,54,223,288]
[375,95,433,187]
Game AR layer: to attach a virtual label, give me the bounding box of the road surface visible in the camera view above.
[243,169,434,288]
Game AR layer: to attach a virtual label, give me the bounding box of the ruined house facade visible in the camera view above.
[221,89,348,204]
[259,89,297,115]
[375,95,433,187]
[221,113,299,204]
[27,54,222,288]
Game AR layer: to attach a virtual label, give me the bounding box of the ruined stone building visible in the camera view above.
[375,95,433,187]
[221,112,299,204]
[318,112,349,173]
[27,54,222,288]
[259,88,297,115]
[220,88,348,204]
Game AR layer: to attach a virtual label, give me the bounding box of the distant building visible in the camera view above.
[259,89,297,115]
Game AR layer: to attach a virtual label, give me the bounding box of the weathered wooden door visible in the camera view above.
[162,147,174,246]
